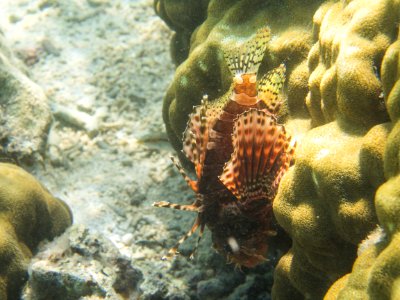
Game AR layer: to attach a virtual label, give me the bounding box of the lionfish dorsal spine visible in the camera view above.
[258,64,286,114]
[182,95,211,180]
[224,26,271,75]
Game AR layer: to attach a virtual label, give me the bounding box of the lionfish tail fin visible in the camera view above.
[258,64,286,114]
[182,95,210,181]
[224,26,271,75]
[219,109,293,201]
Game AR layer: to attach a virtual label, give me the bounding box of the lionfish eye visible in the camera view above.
[234,74,244,84]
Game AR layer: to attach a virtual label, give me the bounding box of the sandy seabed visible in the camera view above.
[0,1,274,299]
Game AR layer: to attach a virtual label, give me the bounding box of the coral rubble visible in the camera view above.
[0,163,72,299]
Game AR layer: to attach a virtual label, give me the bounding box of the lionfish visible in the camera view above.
[153,27,295,268]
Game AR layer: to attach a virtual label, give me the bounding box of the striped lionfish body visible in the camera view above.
[154,27,295,268]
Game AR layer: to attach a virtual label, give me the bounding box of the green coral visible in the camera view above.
[157,0,400,299]
[154,0,209,65]
[0,163,72,299]
[273,122,390,298]
[324,29,400,300]
[272,0,400,298]
[158,0,324,161]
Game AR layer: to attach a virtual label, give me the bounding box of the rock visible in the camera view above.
[51,103,106,136]
[0,32,51,161]
[22,225,143,300]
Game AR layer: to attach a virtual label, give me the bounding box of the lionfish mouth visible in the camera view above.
[216,236,269,268]
[226,245,268,268]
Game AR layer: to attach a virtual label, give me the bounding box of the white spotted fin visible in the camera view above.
[219,109,295,202]
[258,64,286,114]
[224,26,271,75]
[182,95,212,182]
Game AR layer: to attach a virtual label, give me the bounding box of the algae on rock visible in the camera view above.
[0,32,51,161]
[0,163,72,300]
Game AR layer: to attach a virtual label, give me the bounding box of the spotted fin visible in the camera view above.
[182,95,211,180]
[258,64,286,114]
[152,200,200,212]
[219,109,294,201]
[224,27,271,75]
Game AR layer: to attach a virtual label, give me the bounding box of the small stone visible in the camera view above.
[121,233,134,246]
[121,160,133,167]
[9,14,22,23]
[87,0,109,7]
[41,38,61,56]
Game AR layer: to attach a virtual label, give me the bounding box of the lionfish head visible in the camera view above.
[233,73,257,97]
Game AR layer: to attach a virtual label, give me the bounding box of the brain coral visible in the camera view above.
[158,0,324,161]
[324,29,400,300]
[156,0,400,299]
[0,163,72,300]
[273,0,399,299]
[154,0,209,65]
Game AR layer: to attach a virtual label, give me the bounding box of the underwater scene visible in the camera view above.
[1,0,400,299]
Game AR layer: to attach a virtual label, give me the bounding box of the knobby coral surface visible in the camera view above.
[154,0,210,65]
[0,163,72,300]
[273,0,399,298]
[158,0,324,163]
[324,24,400,300]
[157,0,400,299]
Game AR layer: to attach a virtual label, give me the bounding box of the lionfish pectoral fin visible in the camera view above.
[182,95,210,181]
[189,222,205,260]
[152,201,200,212]
[224,26,271,75]
[219,109,294,201]
[258,64,286,114]
[272,139,296,190]
[161,216,200,260]
[170,156,199,192]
